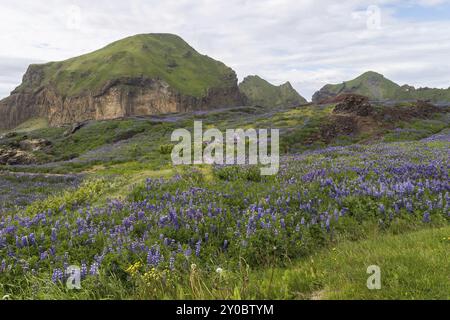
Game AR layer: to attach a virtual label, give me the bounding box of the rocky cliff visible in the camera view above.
[0,34,245,129]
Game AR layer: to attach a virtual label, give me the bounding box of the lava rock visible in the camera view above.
[333,94,373,116]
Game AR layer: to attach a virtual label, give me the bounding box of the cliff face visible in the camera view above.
[0,34,245,129]
[0,75,244,129]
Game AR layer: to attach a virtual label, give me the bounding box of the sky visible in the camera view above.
[0,0,449,100]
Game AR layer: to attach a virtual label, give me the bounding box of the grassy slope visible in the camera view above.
[253,226,450,300]
[318,71,450,102]
[239,75,307,107]
[1,103,448,174]
[17,34,237,98]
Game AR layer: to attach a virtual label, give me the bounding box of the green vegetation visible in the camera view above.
[0,99,449,301]
[16,34,237,98]
[12,118,49,133]
[239,75,307,107]
[314,71,450,102]
[1,102,448,174]
[7,226,447,300]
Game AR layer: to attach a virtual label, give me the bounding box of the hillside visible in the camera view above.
[0,34,245,129]
[239,75,307,107]
[313,71,450,103]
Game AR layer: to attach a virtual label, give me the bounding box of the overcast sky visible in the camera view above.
[0,0,449,100]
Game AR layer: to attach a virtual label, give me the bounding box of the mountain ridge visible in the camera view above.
[313,71,450,103]
[239,75,307,107]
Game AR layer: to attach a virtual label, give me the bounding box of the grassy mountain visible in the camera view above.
[239,75,307,107]
[1,33,245,130]
[313,71,450,103]
[15,33,237,98]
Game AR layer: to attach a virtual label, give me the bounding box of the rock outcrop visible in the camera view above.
[0,147,36,165]
[333,94,373,116]
[0,34,245,130]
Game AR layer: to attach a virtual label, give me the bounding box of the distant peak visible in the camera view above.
[281,81,293,88]
[129,33,182,39]
[243,75,264,81]
[359,71,385,79]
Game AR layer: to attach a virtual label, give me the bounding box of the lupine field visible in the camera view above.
[0,127,448,299]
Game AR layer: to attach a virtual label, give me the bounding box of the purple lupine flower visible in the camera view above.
[21,236,28,247]
[5,226,16,234]
[81,263,88,278]
[147,247,162,267]
[423,212,431,223]
[52,268,64,283]
[89,262,99,276]
[29,233,36,246]
[51,228,57,242]
[223,240,229,250]
[195,240,202,257]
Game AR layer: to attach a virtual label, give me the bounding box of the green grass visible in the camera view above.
[10,118,49,133]
[5,226,448,300]
[383,113,449,142]
[258,226,450,300]
[17,34,237,98]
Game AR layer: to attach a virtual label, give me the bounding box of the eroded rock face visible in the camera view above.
[0,76,245,130]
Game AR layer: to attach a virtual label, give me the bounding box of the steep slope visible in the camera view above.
[312,71,450,103]
[239,75,307,107]
[0,33,245,129]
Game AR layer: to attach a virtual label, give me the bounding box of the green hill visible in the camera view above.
[16,33,237,98]
[239,75,307,107]
[313,71,450,103]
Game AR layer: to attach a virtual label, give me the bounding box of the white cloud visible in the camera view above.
[0,0,449,100]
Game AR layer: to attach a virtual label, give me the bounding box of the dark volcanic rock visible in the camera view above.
[333,94,373,116]
[413,100,441,117]
[319,115,358,143]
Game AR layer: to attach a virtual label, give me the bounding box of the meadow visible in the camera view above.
[0,129,448,299]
